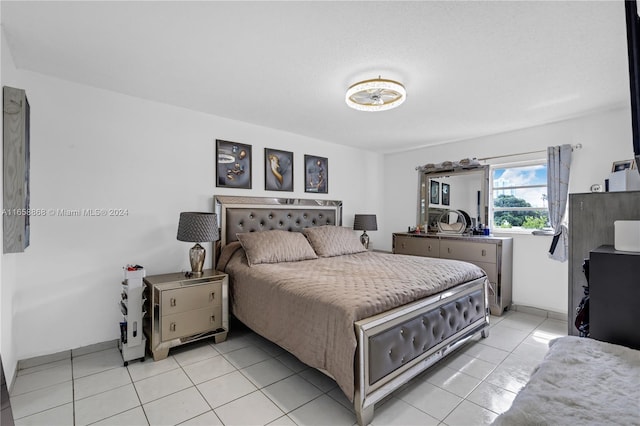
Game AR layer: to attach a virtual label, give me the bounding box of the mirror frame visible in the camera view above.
[417,165,490,232]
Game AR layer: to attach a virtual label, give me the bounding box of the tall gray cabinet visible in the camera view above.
[568,191,640,336]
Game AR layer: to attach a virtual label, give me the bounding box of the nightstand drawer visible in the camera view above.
[161,282,221,316]
[161,306,222,341]
[440,240,497,263]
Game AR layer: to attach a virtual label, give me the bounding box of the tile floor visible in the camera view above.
[8,311,567,426]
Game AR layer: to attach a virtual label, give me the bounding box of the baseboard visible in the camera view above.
[71,340,118,358]
[17,340,118,374]
[17,350,70,371]
[510,304,568,322]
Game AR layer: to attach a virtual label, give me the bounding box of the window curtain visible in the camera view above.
[547,144,572,262]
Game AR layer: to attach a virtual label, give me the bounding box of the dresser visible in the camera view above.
[393,233,513,315]
[589,245,640,350]
[144,269,229,361]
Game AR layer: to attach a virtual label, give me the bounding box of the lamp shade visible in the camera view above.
[177,212,219,242]
[353,214,378,231]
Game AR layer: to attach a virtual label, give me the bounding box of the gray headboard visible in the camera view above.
[214,195,343,245]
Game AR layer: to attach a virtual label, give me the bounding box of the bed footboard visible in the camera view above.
[353,277,490,426]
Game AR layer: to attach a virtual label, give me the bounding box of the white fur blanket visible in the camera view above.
[492,336,640,426]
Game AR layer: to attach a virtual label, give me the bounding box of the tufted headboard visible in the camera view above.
[214,195,343,245]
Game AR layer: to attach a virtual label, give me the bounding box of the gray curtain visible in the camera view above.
[547,144,572,262]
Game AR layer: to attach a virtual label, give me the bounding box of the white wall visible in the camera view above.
[0,66,385,373]
[383,106,634,314]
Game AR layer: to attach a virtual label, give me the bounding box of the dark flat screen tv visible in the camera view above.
[624,0,640,173]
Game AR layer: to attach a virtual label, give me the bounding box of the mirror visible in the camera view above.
[437,210,470,234]
[418,166,489,233]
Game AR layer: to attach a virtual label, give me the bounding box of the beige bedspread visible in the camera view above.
[219,244,486,401]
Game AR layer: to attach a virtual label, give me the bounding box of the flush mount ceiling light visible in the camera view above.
[345,77,406,112]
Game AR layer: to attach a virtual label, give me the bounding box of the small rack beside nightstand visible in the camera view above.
[144,269,229,361]
[119,267,147,366]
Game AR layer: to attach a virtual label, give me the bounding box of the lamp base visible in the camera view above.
[189,243,206,276]
[360,231,370,250]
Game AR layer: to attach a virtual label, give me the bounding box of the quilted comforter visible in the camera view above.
[219,244,486,400]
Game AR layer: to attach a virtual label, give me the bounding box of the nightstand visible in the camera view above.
[144,269,229,361]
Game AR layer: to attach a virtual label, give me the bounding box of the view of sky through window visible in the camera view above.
[493,165,548,208]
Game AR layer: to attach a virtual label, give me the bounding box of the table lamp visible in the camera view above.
[353,214,377,249]
[177,212,219,276]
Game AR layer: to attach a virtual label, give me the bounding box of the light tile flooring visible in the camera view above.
[9,311,567,426]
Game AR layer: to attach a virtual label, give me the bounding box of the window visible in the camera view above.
[490,162,549,232]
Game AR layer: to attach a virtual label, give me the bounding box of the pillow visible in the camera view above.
[217,241,243,271]
[236,230,318,266]
[302,225,367,257]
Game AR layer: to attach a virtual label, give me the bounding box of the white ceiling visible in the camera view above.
[1,1,631,153]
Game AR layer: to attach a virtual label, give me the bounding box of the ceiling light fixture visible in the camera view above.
[345,76,406,112]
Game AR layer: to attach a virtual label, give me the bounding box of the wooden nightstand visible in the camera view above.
[144,269,229,361]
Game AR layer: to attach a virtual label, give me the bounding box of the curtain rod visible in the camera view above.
[477,143,582,162]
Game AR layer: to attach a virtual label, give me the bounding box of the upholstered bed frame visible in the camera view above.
[214,195,490,425]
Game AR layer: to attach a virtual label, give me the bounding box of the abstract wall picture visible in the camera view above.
[304,155,328,194]
[442,183,450,206]
[265,148,293,191]
[216,139,252,189]
[430,180,440,204]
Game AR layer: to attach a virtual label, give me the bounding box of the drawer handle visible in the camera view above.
[427,245,432,251]
[170,322,176,332]
[482,249,486,256]
[210,292,215,301]
[170,298,176,307]
[210,315,216,323]
[448,247,452,254]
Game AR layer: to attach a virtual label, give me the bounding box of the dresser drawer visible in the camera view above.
[465,260,498,285]
[394,236,440,257]
[161,281,221,316]
[161,306,222,341]
[440,240,497,263]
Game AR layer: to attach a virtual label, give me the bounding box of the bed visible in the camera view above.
[214,195,490,425]
[492,336,640,425]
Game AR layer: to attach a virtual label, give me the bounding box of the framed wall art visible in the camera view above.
[430,180,440,204]
[442,183,450,206]
[216,139,252,189]
[611,159,636,172]
[304,155,328,193]
[265,148,293,191]
[3,86,30,253]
